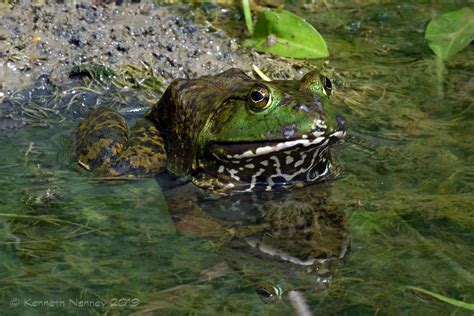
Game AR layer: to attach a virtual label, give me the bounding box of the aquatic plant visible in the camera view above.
[424,7,473,97]
[425,7,473,60]
[406,286,474,311]
[242,0,329,59]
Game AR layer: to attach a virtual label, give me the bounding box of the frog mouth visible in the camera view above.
[208,129,345,160]
[196,115,346,192]
[198,128,345,192]
[209,113,346,159]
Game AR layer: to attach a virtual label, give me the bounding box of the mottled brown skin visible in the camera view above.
[75,108,166,177]
[75,70,252,177]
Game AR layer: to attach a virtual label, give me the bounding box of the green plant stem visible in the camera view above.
[435,57,445,99]
[242,0,254,35]
[406,286,474,311]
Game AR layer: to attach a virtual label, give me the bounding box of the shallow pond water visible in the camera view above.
[1,1,473,315]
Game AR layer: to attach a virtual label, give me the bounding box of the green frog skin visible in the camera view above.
[74,68,345,193]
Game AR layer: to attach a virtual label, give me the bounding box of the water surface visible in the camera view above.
[0,1,473,314]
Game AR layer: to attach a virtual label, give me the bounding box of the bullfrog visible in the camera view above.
[74,68,346,193]
[74,68,349,305]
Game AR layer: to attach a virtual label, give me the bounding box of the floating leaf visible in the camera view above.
[425,7,474,60]
[406,286,474,311]
[244,9,329,59]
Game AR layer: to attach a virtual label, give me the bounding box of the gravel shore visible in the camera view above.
[0,2,306,93]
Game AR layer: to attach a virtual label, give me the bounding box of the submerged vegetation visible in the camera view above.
[0,1,473,314]
[406,286,474,311]
[1,62,166,131]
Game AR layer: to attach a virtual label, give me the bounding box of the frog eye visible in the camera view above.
[249,85,271,112]
[321,76,332,96]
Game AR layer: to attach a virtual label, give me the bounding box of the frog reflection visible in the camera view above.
[163,183,350,303]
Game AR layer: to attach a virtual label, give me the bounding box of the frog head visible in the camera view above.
[150,68,345,193]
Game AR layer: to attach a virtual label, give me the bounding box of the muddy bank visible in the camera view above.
[0,3,307,93]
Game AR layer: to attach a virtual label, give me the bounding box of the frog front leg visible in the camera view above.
[75,108,166,177]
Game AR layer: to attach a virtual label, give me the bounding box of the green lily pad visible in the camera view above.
[425,7,474,60]
[244,9,329,59]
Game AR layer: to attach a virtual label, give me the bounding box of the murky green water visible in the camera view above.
[1,2,473,315]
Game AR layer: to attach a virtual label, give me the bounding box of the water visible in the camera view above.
[1,1,473,315]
